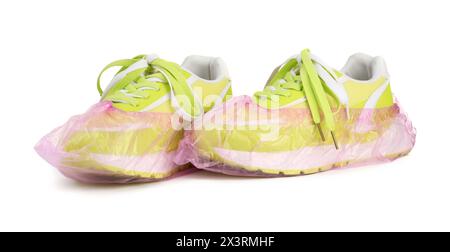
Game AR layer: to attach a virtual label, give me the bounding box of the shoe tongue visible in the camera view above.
[265,58,299,87]
[332,69,344,78]
[145,60,192,82]
[179,67,193,79]
[274,55,344,83]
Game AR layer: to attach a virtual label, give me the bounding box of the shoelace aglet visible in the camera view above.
[331,131,339,150]
[316,124,326,141]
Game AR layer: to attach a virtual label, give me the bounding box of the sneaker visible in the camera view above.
[35,54,232,183]
[181,49,416,176]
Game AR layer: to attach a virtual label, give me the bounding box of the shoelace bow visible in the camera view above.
[96,55,203,121]
[255,49,339,149]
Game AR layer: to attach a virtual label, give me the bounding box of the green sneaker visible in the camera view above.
[35,54,232,183]
[185,49,415,176]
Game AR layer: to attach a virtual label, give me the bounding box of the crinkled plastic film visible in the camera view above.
[174,96,416,177]
[35,102,191,184]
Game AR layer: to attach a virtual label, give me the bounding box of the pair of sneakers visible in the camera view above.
[35,49,416,184]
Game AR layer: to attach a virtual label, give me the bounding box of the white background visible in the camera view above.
[1,0,449,232]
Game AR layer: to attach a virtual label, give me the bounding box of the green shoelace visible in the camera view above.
[255,49,339,149]
[96,55,203,120]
